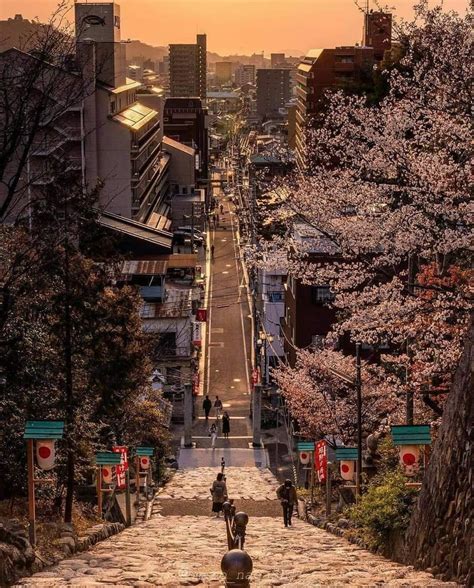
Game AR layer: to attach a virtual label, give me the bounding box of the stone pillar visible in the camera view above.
[184,383,193,448]
[252,384,262,447]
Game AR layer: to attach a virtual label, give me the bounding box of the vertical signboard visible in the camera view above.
[315,440,328,482]
[112,446,128,490]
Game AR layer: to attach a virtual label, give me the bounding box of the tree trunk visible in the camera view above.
[405,319,473,585]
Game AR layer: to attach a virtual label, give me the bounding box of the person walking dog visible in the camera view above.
[276,479,297,527]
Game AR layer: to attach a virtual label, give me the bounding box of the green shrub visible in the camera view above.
[349,470,417,550]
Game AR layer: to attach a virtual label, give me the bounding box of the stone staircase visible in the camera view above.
[17,464,455,587]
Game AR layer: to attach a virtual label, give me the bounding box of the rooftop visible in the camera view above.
[113,102,158,131]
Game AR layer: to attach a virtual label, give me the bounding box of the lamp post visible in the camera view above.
[328,342,363,497]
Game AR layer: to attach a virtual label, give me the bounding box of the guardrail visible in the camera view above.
[220,500,253,587]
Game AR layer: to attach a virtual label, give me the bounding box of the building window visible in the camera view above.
[268,291,284,302]
[311,286,334,304]
[111,100,116,114]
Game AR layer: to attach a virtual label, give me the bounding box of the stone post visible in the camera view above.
[184,383,193,448]
[252,384,262,448]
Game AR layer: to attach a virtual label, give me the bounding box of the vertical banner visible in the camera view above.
[192,321,202,346]
[112,446,128,490]
[315,440,328,482]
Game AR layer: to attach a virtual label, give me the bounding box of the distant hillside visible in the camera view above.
[0,14,46,53]
[125,40,168,62]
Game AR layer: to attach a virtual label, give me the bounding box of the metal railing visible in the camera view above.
[221,500,253,587]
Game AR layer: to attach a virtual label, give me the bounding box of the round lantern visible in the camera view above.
[101,466,114,484]
[140,456,150,470]
[340,460,356,481]
[35,440,56,471]
[299,451,310,465]
[399,445,420,477]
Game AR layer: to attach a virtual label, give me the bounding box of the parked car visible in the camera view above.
[177,226,204,238]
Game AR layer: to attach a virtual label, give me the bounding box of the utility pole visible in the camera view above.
[406,253,416,425]
[355,342,362,498]
[191,202,195,252]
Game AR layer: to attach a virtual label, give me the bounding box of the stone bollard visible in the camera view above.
[221,549,253,588]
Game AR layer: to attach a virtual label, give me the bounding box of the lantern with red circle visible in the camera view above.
[101,465,114,484]
[136,447,154,473]
[339,460,356,481]
[335,446,358,482]
[399,445,420,477]
[391,425,431,478]
[140,456,150,470]
[299,451,310,465]
[35,440,56,471]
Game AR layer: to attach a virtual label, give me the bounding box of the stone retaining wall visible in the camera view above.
[0,520,124,587]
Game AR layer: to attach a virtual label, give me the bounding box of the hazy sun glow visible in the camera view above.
[0,0,468,55]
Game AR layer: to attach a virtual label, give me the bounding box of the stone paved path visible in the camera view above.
[17,466,455,587]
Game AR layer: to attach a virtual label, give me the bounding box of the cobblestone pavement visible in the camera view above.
[17,515,455,587]
[18,467,455,587]
[159,467,279,500]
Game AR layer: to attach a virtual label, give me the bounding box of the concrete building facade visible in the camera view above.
[169,34,207,100]
[256,68,291,119]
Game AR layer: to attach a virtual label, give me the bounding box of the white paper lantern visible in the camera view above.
[340,460,355,481]
[299,451,311,465]
[36,440,56,471]
[140,456,150,470]
[399,445,420,477]
[101,466,114,484]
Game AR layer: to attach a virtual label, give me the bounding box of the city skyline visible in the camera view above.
[0,0,468,55]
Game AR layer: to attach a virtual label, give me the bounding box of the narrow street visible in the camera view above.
[16,163,457,587]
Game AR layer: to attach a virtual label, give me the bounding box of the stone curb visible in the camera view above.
[297,498,369,549]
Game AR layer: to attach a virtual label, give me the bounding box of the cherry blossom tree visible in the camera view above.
[262,1,473,438]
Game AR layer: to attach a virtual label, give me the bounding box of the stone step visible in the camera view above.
[154,498,282,517]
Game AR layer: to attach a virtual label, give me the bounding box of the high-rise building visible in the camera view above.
[364,10,392,61]
[271,53,286,68]
[169,34,207,100]
[215,61,233,84]
[295,46,374,169]
[256,68,291,119]
[235,64,256,86]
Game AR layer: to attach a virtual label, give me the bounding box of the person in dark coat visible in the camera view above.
[203,395,212,420]
[211,473,228,517]
[276,479,297,527]
[222,412,230,439]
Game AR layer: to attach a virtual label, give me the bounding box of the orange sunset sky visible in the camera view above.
[0,0,469,55]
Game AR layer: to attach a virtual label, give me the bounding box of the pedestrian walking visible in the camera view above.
[220,203,224,214]
[203,395,212,420]
[214,396,223,420]
[276,479,297,527]
[222,411,230,439]
[210,473,228,517]
[209,422,218,448]
[211,244,215,260]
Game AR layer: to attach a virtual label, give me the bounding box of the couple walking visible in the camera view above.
[203,395,228,423]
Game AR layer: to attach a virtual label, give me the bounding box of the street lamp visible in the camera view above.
[328,342,363,497]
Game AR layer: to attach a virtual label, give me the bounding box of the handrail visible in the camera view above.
[221,500,253,587]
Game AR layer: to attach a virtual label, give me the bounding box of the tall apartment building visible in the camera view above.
[235,64,256,86]
[364,10,392,61]
[256,68,291,119]
[295,10,391,169]
[169,34,207,100]
[295,46,374,169]
[215,61,233,84]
